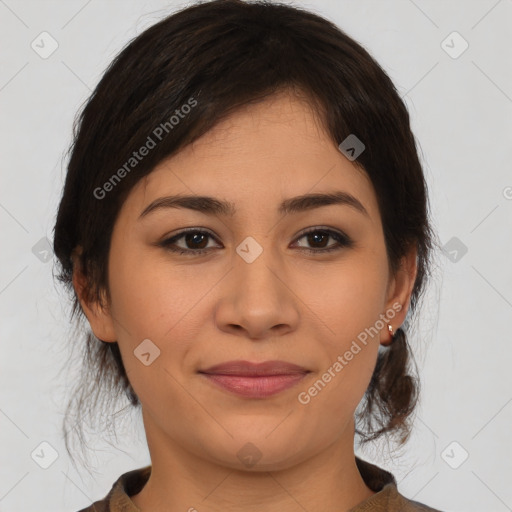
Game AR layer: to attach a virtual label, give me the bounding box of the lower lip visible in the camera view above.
[199,373,308,398]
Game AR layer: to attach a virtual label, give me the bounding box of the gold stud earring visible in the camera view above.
[381,324,395,347]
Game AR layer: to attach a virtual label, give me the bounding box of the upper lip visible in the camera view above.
[198,360,310,376]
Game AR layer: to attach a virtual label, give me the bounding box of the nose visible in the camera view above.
[214,249,300,340]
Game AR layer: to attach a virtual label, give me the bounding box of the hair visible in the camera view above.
[53,0,438,470]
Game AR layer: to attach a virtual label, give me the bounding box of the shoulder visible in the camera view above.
[394,489,444,511]
[73,465,151,512]
[353,457,444,512]
[396,493,445,511]
[76,501,109,512]
[350,481,444,512]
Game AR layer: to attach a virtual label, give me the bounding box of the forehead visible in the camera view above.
[127,91,378,222]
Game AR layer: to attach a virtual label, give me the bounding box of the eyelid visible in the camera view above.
[158,225,353,255]
[291,226,354,251]
[159,227,223,249]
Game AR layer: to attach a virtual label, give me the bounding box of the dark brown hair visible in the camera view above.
[53,0,438,468]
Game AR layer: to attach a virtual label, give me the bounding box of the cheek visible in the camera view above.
[107,241,190,338]
[105,247,199,409]
[106,243,219,381]
[304,250,389,342]
[298,251,387,402]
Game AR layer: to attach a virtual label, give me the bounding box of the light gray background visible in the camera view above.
[1,0,511,511]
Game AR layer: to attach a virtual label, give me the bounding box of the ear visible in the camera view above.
[71,249,117,343]
[380,244,418,344]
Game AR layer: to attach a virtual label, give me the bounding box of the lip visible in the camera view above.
[198,360,310,398]
[199,360,309,376]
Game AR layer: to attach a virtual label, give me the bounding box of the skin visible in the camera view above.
[74,89,417,512]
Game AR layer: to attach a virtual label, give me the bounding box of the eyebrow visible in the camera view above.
[138,191,369,219]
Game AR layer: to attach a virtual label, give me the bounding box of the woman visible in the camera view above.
[53,1,441,510]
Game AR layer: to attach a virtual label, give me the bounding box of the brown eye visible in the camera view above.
[182,232,209,249]
[159,226,353,256]
[305,231,330,249]
[293,228,354,253]
[159,229,221,255]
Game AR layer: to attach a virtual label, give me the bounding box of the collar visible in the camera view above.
[102,456,408,512]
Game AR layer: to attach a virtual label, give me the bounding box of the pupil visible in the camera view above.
[309,232,327,248]
[187,232,207,249]
[183,231,330,251]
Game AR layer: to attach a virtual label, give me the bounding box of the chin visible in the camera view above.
[196,429,311,472]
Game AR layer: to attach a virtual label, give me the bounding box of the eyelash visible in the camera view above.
[158,227,354,256]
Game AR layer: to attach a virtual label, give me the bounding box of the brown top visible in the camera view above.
[76,456,443,511]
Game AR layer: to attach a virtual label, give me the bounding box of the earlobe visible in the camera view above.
[71,252,117,343]
[381,246,418,344]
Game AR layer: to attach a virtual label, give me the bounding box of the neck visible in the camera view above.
[131,414,375,512]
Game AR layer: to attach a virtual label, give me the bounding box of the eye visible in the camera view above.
[158,228,221,255]
[292,227,354,254]
[158,226,354,256]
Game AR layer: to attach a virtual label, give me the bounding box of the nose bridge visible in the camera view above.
[233,238,284,309]
[215,236,299,338]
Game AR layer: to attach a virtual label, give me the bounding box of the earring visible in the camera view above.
[381,324,395,347]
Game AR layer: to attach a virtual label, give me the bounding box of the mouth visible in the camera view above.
[198,360,311,398]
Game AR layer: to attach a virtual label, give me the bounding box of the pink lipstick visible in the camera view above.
[198,360,310,398]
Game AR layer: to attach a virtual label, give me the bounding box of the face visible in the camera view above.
[78,89,415,472]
